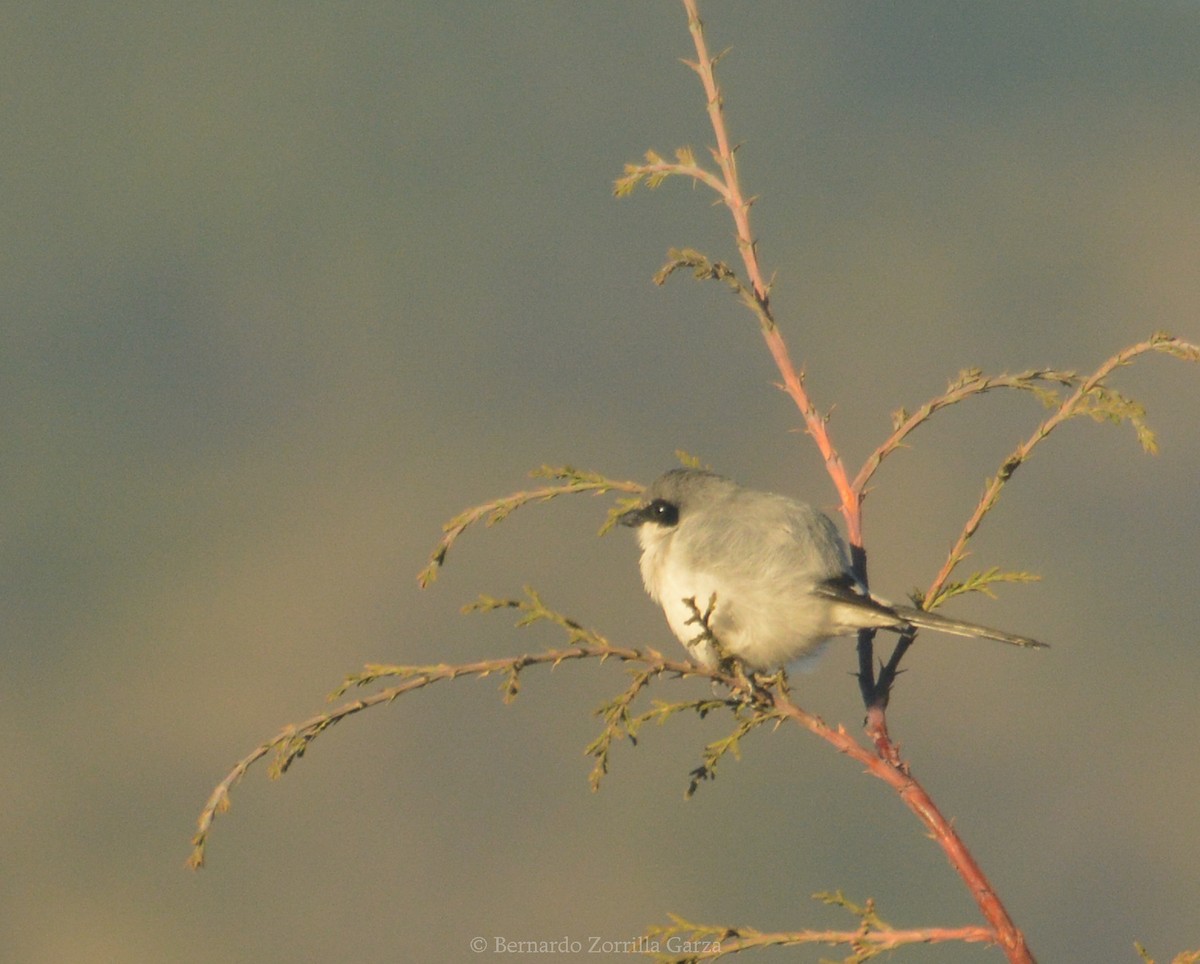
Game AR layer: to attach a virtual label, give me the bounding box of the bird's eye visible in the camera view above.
[648,499,679,526]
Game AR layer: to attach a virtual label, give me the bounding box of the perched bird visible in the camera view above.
[618,468,1046,671]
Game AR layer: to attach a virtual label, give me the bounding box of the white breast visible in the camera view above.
[634,505,849,671]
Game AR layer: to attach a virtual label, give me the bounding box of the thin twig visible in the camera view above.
[188,641,706,870]
[864,334,1198,705]
[853,368,1077,497]
[926,334,1199,604]
[646,918,994,962]
[674,0,859,542]
[416,466,642,587]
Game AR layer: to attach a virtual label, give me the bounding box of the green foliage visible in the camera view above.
[920,567,1041,611]
[674,449,705,469]
[416,465,641,586]
[917,332,1199,609]
[654,247,773,330]
[1135,942,1200,964]
[644,914,740,964]
[613,147,708,197]
[684,707,777,798]
[587,691,729,792]
[644,894,995,963]
[186,585,771,870]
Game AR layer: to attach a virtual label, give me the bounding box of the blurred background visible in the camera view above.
[3,2,1198,961]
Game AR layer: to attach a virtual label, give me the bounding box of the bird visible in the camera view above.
[618,467,1046,672]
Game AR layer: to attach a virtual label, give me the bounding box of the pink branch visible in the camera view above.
[679,0,860,543]
[770,690,1035,963]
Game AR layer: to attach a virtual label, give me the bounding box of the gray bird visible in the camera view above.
[618,468,1046,671]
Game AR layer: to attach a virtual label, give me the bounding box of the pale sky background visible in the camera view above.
[3,3,1199,962]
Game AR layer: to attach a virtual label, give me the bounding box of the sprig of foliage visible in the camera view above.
[186,643,628,870]
[614,147,723,197]
[919,567,1041,611]
[1135,942,1200,964]
[586,693,729,792]
[654,247,774,331]
[643,897,995,963]
[858,334,1198,580]
[855,367,1080,496]
[855,332,1199,715]
[924,333,1199,604]
[813,890,891,934]
[684,706,778,798]
[188,589,763,870]
[416,466,642,587]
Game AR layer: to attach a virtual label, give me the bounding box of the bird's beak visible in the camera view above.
[617,505,649,527]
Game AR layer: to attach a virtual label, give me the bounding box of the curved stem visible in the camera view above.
[770,688,1035,963]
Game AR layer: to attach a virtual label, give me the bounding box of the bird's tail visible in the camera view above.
[889,604,1048,649]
